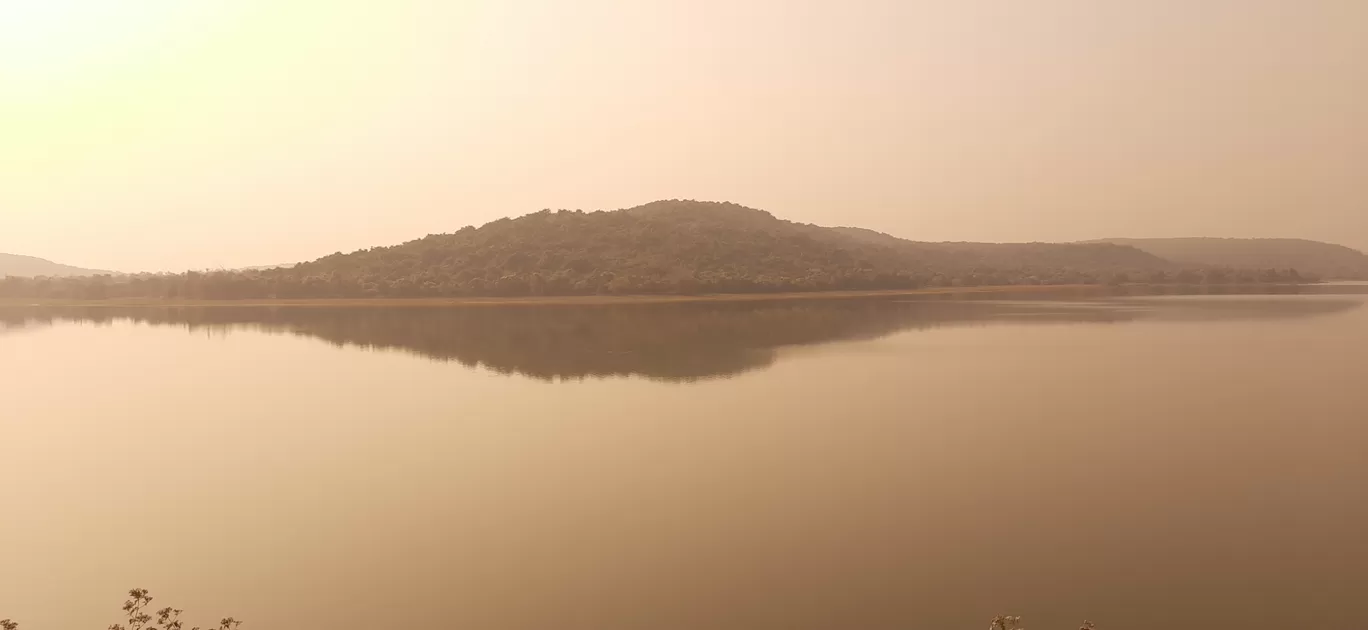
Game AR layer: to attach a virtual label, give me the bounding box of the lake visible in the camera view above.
[3,289,1368,629]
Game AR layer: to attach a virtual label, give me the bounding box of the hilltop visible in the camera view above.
[0,253,111,278]
[0,201,1317,301]
[1093,238,1368,279]
[276,200,1168,296]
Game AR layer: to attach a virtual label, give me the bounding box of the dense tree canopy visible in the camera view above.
[0,201,1317,301]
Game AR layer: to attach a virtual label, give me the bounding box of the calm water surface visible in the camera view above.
[3,291,1367,629]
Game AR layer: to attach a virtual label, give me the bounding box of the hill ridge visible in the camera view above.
[0,200,1335,300]
[0,253,111,278]
[1091,237,1368,279]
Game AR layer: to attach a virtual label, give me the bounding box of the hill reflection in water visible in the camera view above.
[1,294,1360,382]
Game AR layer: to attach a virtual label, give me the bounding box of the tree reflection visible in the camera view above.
[1,294,1359,382]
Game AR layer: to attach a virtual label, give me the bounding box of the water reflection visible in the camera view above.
[5,292,1368,630]
[2,295,1358,381]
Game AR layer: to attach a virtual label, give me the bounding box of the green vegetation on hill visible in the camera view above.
[1094,238,1368,279]
[0,201,1318,300]
[0,253,110,278]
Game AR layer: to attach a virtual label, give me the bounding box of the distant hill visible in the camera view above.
[0,253,110,278]
[236,263,297,271]
[272,200,1169,296]
[0,201,1315,300]
[1093,238,1368,279]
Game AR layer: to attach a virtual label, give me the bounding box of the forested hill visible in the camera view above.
[0,253,110,278]
[0,201,1315,300]
[280,200,1171,295]
[1094,238,1368,279]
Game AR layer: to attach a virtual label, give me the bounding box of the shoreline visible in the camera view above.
[0,284,1115,308]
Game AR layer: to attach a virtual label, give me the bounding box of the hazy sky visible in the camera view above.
[2,0,1364,272]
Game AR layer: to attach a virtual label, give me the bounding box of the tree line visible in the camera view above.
[0,202,1315,301]
[0,265,1313,301]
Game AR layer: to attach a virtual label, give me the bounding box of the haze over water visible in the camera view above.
[4,290,1367,629]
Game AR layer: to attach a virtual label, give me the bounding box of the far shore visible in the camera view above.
[0,284,1124,308]
[0,282,1330,309]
